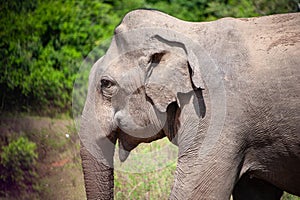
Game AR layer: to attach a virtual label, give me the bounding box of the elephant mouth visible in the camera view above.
[116,128,165,162]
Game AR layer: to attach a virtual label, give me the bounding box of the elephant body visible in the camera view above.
[80,10,300,199]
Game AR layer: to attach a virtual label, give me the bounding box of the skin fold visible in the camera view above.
[79,10,300,200]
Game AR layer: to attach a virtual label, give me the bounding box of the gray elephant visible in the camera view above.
[79,10,300,200]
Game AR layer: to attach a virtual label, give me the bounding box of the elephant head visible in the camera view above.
[79,10,208,199]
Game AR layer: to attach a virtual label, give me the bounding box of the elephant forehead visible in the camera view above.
[115,9,184,33]
[101,53,142,77]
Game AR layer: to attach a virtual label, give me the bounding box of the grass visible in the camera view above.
[114,164,176,200]
[114,138,177,199]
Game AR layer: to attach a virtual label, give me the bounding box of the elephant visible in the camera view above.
[79,9,300,200]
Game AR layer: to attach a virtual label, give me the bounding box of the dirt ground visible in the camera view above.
[0,116,86,200]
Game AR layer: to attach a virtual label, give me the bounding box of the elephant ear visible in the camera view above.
[145,36,204,113]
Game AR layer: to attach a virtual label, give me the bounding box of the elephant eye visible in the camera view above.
[101,79,113,88]
[98,77,118,98]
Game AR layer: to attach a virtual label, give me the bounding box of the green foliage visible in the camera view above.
[0,0,119,114]
[253,0,299,15]
[0,136,38,191]
[282,192,300,200]
[144,0,298,21]
[0,0,298,115]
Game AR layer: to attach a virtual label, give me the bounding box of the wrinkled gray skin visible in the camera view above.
[80,10,300,200]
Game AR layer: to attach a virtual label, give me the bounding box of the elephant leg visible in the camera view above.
[180,144,245,199]
[233,173,283,200]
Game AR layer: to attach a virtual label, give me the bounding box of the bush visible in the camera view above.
[0,136,38,191]
[0,0,119,115]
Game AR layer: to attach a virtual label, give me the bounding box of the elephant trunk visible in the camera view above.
[79,103,117,199]
[78,56,118,199]
[80,143,114,199]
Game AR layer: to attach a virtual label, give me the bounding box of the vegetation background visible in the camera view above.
[0,0,299,199]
